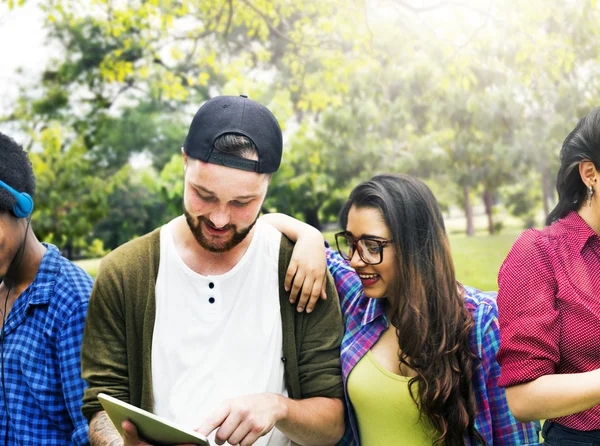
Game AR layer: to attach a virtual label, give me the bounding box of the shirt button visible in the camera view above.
[209,282,215,289]
[208,297,215,304]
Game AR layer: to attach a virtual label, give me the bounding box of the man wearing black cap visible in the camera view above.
[81,96,345,446]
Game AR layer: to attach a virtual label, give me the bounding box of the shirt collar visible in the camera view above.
[361,293,388,326]
[26,243,61,306]
[561,211,598,253]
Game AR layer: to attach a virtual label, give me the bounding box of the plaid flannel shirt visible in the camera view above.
[0,244,92,445]
[326,247,541,446]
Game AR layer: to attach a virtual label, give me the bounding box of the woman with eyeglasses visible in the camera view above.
[495,108,600,445]
[262,174,540,445]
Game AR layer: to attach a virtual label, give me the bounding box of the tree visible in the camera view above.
[4,0,600,242]
[3,0,374,237]
[29,124,112,258]
[92,165,169,249]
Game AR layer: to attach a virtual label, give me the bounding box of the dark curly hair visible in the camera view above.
[0,132,36,213]
[340,174,485,446]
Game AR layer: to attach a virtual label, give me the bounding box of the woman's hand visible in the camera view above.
[259,213,328,313]
[285,228,327,313]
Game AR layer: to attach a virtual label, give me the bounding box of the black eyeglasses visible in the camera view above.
[335,232,394,265]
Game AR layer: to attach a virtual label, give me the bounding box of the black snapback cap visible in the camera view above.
[183,95,283,173]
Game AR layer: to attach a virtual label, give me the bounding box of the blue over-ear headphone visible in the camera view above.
[0,179,33,218]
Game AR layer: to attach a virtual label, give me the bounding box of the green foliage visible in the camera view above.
[159,154,185,217]
[502,177,543,229]
[2,0,26,9]
[92,164,170,250]
[493,221,504,234]
[266,103,379,227]
[4,0,600,245]
[82,238,110,258]
[93,102,186,171]
[29,124,112,258]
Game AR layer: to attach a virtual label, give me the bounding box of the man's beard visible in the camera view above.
[184,210,259,253]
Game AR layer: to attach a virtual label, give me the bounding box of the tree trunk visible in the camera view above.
[303,207,321,230]
[463,185,474,237]
[483,188,495,235]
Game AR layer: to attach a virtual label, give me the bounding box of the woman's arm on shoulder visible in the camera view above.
[260,213,327,313]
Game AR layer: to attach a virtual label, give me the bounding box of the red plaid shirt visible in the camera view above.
[497,211,600,431]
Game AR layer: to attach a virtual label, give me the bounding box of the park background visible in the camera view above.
[1,0,599,291]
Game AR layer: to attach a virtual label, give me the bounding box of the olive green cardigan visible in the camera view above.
[81,227,344,423]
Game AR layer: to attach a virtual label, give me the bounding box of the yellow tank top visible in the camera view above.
[347,350,439,445]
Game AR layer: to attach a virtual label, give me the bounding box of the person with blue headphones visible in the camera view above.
[0,132,93,445]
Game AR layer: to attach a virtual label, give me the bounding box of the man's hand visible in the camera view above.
[196,394,287,446]
[122,420,152,446]
[122,420,198,446]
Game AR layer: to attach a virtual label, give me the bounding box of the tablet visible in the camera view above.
[98,393,210,445]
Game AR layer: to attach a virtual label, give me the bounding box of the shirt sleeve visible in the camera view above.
[475,300,541,445]
[296,268,345,400]
[80,256,130,422]
[496,230,559,387]
[58,300,90,446]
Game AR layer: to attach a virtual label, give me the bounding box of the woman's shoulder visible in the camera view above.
[499,222,569,284]
[462,286,501,361]
[462,285,498,330]
[510,219,570,256]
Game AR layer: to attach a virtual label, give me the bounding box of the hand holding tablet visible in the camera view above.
[98,393,210,446]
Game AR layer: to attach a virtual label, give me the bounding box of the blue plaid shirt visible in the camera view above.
[326,248,541,446]
[0,243,92,445]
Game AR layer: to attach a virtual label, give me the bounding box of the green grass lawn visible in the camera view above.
[449,231,521,291]
[74,258,101,278]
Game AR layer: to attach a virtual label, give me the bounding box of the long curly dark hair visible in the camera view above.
[340,174,486,446]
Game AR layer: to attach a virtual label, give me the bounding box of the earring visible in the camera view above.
[588,184,595,207]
